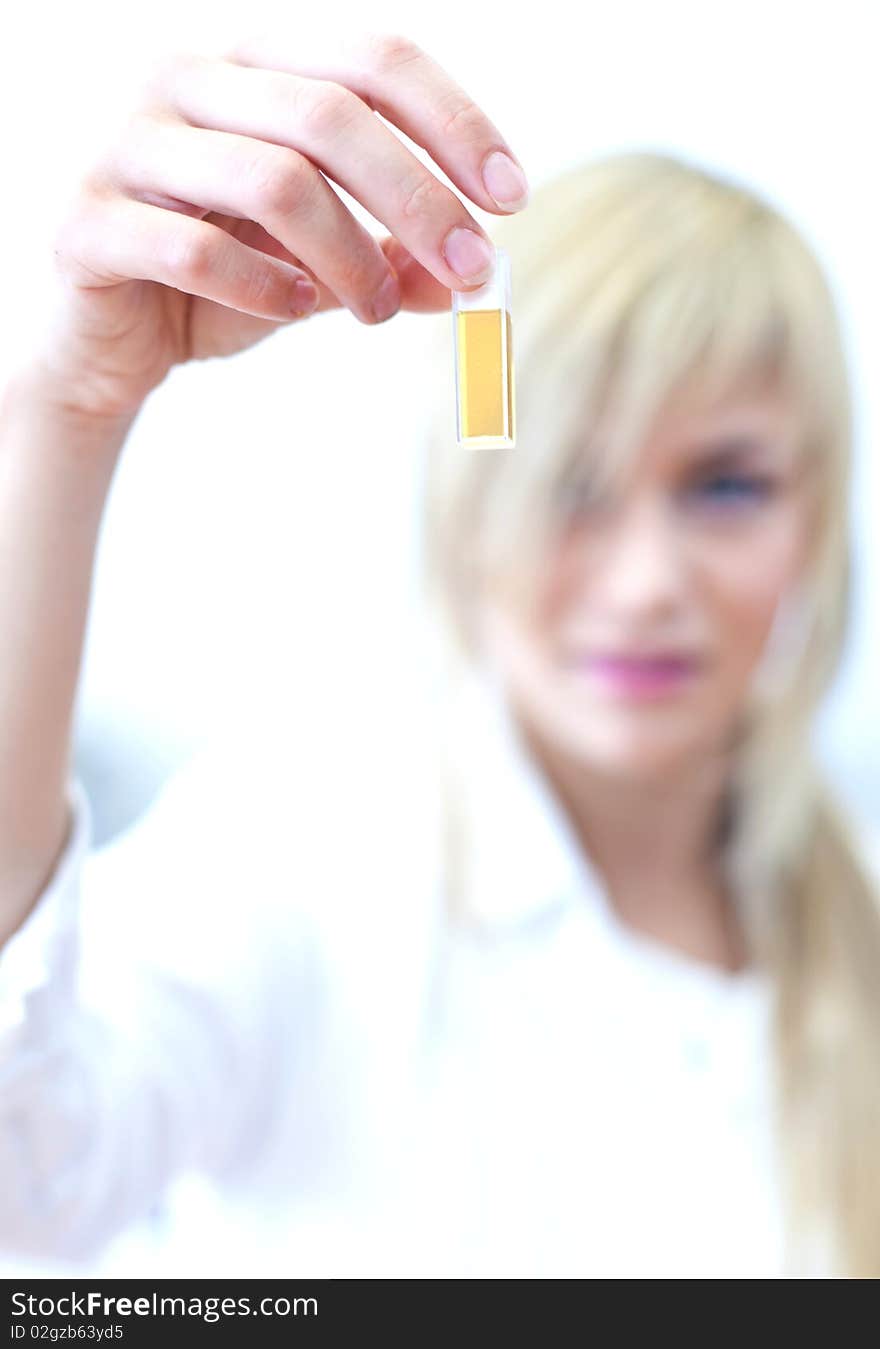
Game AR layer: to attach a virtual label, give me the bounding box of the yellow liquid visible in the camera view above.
[456,308,515,444]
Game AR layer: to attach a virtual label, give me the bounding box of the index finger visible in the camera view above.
[224,29,531,217]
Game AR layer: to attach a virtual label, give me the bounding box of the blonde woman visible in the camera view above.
[1,32,877,1279]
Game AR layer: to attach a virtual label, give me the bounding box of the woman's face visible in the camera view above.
[478,380,815,781]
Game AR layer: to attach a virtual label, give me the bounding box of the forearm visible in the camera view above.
[0,360,138,943]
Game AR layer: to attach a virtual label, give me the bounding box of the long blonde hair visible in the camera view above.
[413,150,880,1277]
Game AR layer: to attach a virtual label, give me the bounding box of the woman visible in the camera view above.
[0,31,877,1279]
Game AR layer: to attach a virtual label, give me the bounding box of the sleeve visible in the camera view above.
[0,778,91,1041]
[0,741,324,1267]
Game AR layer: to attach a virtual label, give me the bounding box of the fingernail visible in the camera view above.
[371,271,401,323]
[481,151,529,210]
[291,280,319,316]
[442,227,496,283]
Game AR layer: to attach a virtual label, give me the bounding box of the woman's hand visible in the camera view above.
[36,30,530,421]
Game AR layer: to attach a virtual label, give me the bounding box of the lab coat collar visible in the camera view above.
[442,660,769,1007]
[445,661,608,933]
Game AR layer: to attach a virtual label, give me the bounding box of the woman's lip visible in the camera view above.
[570,652,702,696]
[590,652,700,669]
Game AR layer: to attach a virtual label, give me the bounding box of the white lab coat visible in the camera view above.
[1,647,875,1279]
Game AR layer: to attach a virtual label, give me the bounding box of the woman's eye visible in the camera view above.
[689,473,777,507]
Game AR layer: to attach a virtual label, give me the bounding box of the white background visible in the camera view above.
[0,0,877,1275]
[1,0,877,840]
[1,0,877,841]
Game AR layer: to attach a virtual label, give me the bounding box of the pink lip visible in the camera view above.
[576,653,700,698]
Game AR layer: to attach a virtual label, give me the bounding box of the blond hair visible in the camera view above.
[414,150,880,1277]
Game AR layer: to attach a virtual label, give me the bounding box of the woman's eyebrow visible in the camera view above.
[689,434,773,464]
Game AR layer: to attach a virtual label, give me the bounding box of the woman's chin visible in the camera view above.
[547,695,710,782]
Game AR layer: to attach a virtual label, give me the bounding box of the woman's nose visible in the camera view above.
[590,495,690,614]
